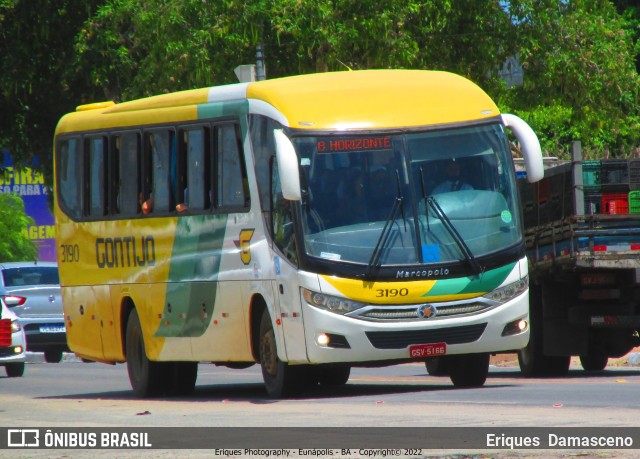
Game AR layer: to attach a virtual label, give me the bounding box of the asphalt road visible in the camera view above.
[2,355,640,458]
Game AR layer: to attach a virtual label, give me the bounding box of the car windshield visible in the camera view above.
[2,267,60,287]
[295,123,522,267]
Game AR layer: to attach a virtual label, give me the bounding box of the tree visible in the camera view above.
[0,0,104,181]
[495,0,640,157]
[2,0,640,165]
[0,193,38,262]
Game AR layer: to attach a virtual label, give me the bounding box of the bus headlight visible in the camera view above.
[11,321,21,332]
[302,289,365,315]
[483,276,528,304]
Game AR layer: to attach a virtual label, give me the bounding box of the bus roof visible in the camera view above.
[55,70,500,134]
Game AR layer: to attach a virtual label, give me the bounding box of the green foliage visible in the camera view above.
[1,0,640,166]
[494,0,640,157]
[0,193,38,262]
[0,0,103,181]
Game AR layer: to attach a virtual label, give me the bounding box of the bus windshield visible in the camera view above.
[295,123,522,268]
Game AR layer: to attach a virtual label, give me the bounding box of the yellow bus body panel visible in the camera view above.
[246,70,499,130]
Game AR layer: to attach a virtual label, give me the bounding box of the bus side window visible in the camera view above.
[144,130,173,214]
[57,137,82,219]
[87,136,107,217]
[114,132,140,216]
[216,124,248,209]
[183,127,209,212]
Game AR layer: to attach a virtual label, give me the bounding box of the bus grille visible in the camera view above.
[354,302,493,322]
[365,323,487,349]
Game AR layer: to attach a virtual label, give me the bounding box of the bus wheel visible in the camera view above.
[166,362,198,396]
[580,354,608,372]
[317,364,351,386]
[5,362,25,377]
[449,353,489,388]
[425,357,450,376]
[126,309,165,398]
[259,311,301,398]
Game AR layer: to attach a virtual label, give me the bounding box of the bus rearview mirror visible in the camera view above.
[274,129,302,201]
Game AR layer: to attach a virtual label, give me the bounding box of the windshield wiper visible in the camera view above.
[419,167,481,273]
[362,170,405,279]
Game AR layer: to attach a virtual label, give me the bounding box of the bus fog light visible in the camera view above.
[501,317,528,336]
[317,333,330,346]
[14,346,23,354]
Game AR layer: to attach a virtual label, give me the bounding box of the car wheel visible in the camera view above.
[44,349,63,363]
[5,362,25,377]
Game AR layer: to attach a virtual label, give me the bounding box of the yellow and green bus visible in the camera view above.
[54,70,543,398]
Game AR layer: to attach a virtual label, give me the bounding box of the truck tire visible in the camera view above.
[518,284,570,377]
[259,310,302,398]
[580,354,608,372]
[449,353,489,388]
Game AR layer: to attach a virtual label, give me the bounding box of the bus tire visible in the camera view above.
[5,362,25,377]
[425,357,450,376]
[166,362,198,396]
[126,309,165,398]
[317,364,351,386]
[449,353,489,388]
[259,311,301,398]
[580,354,608,372]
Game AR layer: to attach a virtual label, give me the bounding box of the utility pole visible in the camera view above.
[256,44,266,81]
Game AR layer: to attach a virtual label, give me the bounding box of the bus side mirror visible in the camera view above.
[502,114,543,183]
[274,129,302,201]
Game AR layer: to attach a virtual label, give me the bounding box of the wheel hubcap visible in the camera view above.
[261,331,278,376]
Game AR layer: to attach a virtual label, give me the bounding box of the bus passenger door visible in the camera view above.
[271,155,308,363]
[273,256,308,363]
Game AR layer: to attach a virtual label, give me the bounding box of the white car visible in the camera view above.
[0,300,26,377]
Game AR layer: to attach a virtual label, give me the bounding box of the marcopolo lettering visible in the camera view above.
[396,268,450,279]
[96,236,156,268]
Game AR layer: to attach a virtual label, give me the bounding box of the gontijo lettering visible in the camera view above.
[95,236,155,268]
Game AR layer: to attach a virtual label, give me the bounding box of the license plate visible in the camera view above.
[409,342,446,358]
[39,325,66,334]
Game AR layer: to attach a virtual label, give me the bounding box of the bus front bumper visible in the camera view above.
[298,292,530,365]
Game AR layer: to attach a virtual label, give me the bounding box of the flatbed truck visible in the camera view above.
[516,141,640,375]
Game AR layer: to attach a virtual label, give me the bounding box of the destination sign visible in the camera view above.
[317,137,391,153]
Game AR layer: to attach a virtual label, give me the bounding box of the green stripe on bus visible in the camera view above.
[197,100,249,119]
[422,262,516,297]
[155,214,228,338]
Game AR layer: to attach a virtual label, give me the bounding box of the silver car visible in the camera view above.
[0,262,68,363]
